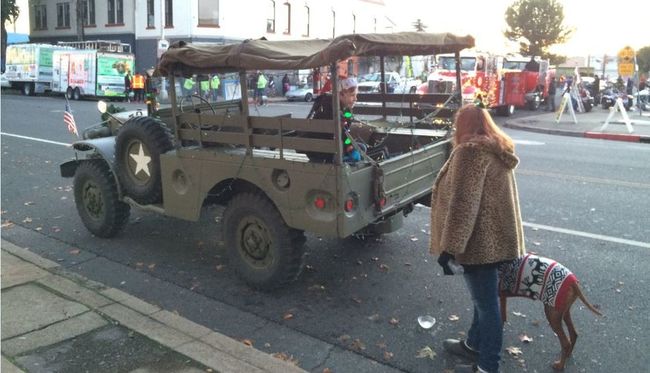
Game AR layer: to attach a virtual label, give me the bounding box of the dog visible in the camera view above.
[498,253,603,371]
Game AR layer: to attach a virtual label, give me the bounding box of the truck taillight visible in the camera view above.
[314,197,326,210]
[344,198,355,212]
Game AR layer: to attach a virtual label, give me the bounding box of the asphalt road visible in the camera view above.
[2,93,649,373]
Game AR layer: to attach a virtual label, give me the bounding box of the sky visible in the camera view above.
[386,0,649,58]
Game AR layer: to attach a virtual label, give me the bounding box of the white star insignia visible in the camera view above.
[129,143,151,177]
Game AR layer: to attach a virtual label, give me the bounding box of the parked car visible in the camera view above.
[285,85,315,102]
[0,73,11,88]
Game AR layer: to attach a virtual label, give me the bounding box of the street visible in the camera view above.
[2,93,650,373]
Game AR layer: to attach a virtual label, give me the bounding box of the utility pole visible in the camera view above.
[76,0,85,41]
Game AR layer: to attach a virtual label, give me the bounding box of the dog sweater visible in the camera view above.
[498,253,577,311]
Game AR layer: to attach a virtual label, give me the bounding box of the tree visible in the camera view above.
[412,19,427,32]
[637,46,650,76]
[504,0,572,59]
[1,0,20,73]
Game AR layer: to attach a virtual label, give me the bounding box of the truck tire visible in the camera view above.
[22,83,34,96]
[114,116,174,205]
[222,192,306,290]
[73,87,81,100]
[496,104,515,117]
[66,87,74,100]
[527,96,541,110]
[74,160,130,238]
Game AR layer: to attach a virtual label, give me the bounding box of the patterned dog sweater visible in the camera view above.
[498,253,577,311]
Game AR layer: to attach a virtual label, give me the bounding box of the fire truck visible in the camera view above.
[501,55,549,110]
[418,52,545,116]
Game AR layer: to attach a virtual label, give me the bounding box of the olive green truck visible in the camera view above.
[61,32,474,289]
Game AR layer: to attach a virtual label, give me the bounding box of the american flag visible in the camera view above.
[64,101,79,137]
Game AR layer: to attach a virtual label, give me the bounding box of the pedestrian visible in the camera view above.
[124,71,132,102]
[211,74,221,101]
[282,74,290,95]
[592,74,600,102]
[547,76,557,111]
[183,76,196,97]
[132,71,146,102]
[256,72,267,105]
[199,76,210,99]
[430,104,526,373]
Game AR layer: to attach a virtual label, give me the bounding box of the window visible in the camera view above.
[56,2,70,28]
[302,5,309,36]
[283,2,290,34]
[34,5,47,30]
[266,1,275,33]
[83,0,95,26]
[331,10,336,38]
[165,0,173,27]
[198,0,219,26]
[147,0,155,28]
[107,0,123,24]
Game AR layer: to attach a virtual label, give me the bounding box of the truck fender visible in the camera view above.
[60,137,122,195]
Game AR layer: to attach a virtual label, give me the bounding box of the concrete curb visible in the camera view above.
[1,240,306,373]
[503,119,650,144]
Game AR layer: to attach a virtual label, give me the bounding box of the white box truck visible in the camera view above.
[4,44,72,95]
[52,49,135,100]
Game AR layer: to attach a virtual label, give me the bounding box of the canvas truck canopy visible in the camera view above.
[156,32,475,76]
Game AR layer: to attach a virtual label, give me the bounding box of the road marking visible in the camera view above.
[513,139,545,145]
[523,222,650,249]
[0,132,71,147]
[518,169,650,189]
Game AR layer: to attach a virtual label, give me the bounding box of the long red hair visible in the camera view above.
[453,104,514,153]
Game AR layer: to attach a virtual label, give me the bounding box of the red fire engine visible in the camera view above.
[417,52,549,115]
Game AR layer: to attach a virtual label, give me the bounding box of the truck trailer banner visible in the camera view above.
[96,54,134,97]
[5,45,55,81]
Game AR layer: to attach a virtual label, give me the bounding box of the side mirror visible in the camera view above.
[97,100,108,114]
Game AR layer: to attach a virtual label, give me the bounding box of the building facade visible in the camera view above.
[28,0,391,71]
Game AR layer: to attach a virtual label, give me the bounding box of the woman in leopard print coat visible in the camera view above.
[429,104,526,373]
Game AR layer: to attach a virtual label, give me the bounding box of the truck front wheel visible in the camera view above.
[74,160,130,238]
[222,192,306,290]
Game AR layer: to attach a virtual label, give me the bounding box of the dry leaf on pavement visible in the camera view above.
[506,346,523,356]
[367,314,380,322]
[350,338,366,351]
[383,351,394,360]
[415,346,437,360]
[22,217,32,223]
[69,249,80,255]
[518,334,533,343]
[283,313,294,320]
[512,311,526,318]
[241,338,254,347]
[389,317,399,326]
[448,314,460,321]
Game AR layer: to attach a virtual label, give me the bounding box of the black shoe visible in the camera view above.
[443,339,479,362]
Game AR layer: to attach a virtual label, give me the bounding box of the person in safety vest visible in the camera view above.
[256,72,267,105]
[132,72,146,102]
[211,74,221,101]
[183,76,196,97]
[124,71,132,102]
[200,77,210,99]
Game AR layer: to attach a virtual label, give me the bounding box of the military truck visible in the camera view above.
[60,32,474,290]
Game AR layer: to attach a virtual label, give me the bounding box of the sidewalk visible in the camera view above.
[504,106,650,143]
[1,240,306,373]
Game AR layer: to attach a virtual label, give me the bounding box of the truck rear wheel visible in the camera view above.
[73,87,81,100]
[114,116,174,205]
[222,192,306,290]
[74,160,130,238]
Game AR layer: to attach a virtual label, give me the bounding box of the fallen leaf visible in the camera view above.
[506,346,523,356]
[415,346,437,360]
[308,284,325,291]
[1,221,15,228]
[531,319,541,327]
[512,311,526,318]
[404,262,412,266]
[410,236,419,242]
[367,314,380,322]
[305,264,315,271]
[69,249,80,255]
[376,341,387,349]
[22,217,33,223]
[136,262,144,267]
[52,226,62,233]
[448,315,460,322]
[283,313,294,320]
[532,241,541,246]
[272,352,299,366]
[24,201,34,206]
[241,339,254,347]
[351,296,362,304]
[338,334,351,343]
[35,227,43,231]
[350,338,366,351]
[383,351,394,360]
[371,257,379,262]
[389,317,399,326]
[518,334,533,343]
[356,260,363,265]
[215,264,225,271]
[322,369,333,373]
[148,263,156,270]
[378,263,390,271]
